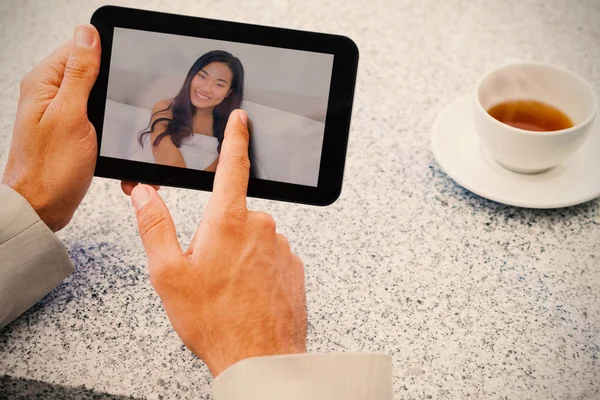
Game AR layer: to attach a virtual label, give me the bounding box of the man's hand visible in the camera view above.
[130,110,307,377]
[2,25,101,232]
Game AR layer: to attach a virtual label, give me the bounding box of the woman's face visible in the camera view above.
[189,62,233,110]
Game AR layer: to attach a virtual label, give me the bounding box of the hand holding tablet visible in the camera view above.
[89,6,359,206]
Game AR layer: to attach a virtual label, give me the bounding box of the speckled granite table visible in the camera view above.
[1,0,599,399]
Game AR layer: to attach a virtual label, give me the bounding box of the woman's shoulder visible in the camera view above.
[151,99,173,115]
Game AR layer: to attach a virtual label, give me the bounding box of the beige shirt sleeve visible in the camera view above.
[0,184,74,329]
[212,353,393,399]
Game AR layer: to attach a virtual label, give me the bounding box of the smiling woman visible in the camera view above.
[131,50,245,171]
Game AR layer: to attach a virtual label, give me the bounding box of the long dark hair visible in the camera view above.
[139,50,244,153]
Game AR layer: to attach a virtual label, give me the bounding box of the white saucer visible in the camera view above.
[431,95,600,209]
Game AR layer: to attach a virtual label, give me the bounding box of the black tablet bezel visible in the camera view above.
[89,5,358,206]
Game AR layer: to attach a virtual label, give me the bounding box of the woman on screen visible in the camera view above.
[132,50,244,172]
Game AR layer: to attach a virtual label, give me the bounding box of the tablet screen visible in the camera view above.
[100,27,334,187]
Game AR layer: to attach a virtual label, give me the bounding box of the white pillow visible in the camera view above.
[100,100,151,160]
[245,101,324,187]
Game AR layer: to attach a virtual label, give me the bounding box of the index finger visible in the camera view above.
[206,109,251,215]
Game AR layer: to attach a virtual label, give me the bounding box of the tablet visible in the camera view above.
[89,6,359,206]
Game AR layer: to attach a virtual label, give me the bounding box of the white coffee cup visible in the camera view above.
[473,61,598,174]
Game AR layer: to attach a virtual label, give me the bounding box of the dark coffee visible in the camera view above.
[487,100,574,132]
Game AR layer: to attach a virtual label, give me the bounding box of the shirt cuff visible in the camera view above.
[212,353,393,400]
[0,184,74,329]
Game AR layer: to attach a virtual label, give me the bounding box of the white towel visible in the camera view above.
[130,133,219,171]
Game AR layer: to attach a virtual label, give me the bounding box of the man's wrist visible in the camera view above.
[204,347,308,378]
[2,176,62,232]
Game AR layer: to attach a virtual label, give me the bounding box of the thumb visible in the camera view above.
[131,185,182,269]
[58,24,101,107]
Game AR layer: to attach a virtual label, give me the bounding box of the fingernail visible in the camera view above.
[74,26,94,48]
[238,110,248,127]
[132,185,152,211]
